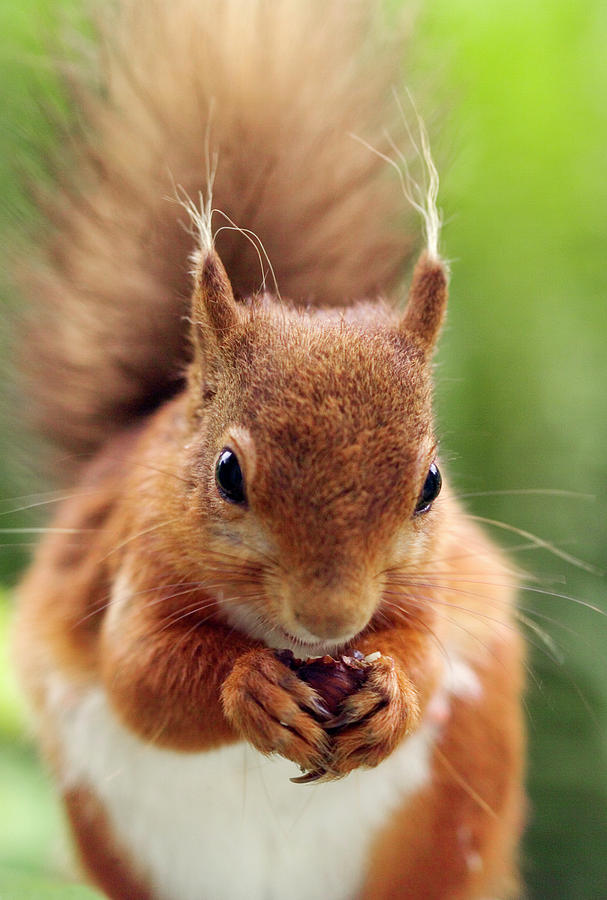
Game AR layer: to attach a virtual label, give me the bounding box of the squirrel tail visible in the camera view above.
[21,0,421,459]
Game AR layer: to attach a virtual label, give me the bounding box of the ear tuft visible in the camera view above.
[400,253,449,352]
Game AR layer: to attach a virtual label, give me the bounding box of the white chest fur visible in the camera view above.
[48,659,480,900]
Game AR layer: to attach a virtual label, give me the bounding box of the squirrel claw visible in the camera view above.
[325,697,387,732]
[222,648,333,771]
[290,769,325,784]
[306,696,333,722]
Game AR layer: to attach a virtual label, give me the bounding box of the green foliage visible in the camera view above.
[0,868,103,899]
[1,1,606,897]
[0,0,82,585]
[415,2,607,896]
[0,590,77,888]
[0,595,25,740]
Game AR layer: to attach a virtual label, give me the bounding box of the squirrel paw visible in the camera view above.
[221,648,333,771]
[322,655,420,778]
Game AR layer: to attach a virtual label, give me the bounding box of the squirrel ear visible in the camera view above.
[188,250,238,401]
[400,253,449,352]
[191,249,238,347]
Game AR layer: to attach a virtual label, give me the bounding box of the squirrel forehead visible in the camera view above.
[229,306,433,419]
[220,313,436,504]
[239,328,434,549]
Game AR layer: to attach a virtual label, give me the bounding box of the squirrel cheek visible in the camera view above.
[386,520,437,571]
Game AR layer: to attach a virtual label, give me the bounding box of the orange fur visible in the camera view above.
[64,788,154,900]
[362,634,525,899]
[12,1,525,898]
[18,0,419,459]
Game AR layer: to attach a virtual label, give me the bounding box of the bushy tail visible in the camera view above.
[21,0,421,458]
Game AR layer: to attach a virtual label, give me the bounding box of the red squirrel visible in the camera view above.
[13,0,525,897]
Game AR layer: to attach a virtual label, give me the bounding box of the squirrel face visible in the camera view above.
[179,251,448,652]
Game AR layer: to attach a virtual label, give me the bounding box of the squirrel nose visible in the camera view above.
[293,609,354,641]
[288,581,378,643]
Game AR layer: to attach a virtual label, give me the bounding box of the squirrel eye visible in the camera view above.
[215,448,246,505]
[414,462,442,515]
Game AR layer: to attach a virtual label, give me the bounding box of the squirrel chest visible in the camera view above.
[48,653,481,900]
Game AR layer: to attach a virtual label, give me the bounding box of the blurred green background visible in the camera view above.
[1,0,606,897]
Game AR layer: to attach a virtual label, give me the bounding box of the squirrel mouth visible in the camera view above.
[218,596,360,655]
[271,625,354,657]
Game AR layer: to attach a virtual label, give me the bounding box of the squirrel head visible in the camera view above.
[178,249,448,653]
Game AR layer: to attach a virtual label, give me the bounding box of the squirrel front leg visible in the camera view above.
[320,627,442,778]
[99,567,331,768]
[222,626,440,781]
[98,566,259,751]
[221,648,333,771]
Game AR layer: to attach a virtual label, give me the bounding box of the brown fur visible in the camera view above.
[362,636,525,900]
[64,788,154,900]
[15,268,524,896]
[403,253,450,351]
[13,2,525,898]
[18,0,420,458]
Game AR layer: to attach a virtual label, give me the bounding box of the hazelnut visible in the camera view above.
[275,648,383,783]
[275,649,370,715]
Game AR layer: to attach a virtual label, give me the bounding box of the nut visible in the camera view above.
[274,648,369,715]
[274,648,382,784]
